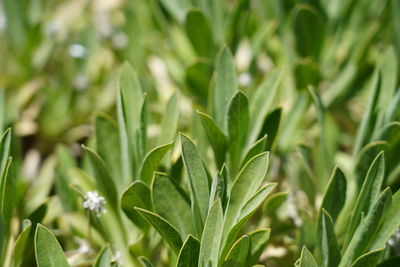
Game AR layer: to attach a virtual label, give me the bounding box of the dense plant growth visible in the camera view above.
[0,0,400,266]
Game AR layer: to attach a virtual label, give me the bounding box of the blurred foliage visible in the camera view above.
[0,0,400,266]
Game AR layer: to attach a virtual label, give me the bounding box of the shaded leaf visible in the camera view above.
[177,235,200,267]
[135,208,182,254]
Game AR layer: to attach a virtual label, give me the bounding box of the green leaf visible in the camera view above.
[118,63,145,176]
[350,248,385,267]
[82,146,118,210]
[139,257,153,267]
[320,210,341,267]
[199,199,223,267]
[152,173,193,239]
[209,167,229,211]
[158,93,179,146]
[340,188,392,266]
[180,134,210,233]
[258,108,282,151]
[293,4,325,59]
[354,141,388,189]
[95,114,122,188]
[371,188,400,250]
[0,128,11,176]
[317,166,346,242]
[223,235,250,267]
[121,181,151,231]
[213,46,237,126]
[247,229,271,265]
[139,143,173,184]
[241,135,267,169]
[186,61,211,107]
[295,246,318,267]
[0,157,14,234]
[354,71,381,154]
[13,221,32,267]
[226,91,250,175]
[264,192,288,216]
[34,224,69,267]
[177,235,200,267]
[93,244,112,267]
[185,9,214,57]
[197,111,227,168]
[158,0,192,22]
[224,152,269,235]
[221,183,276,260]
[135,208,182,254]
[55,145,77,211]
[384,87,400,123]
[344,152,385,248]
[248,68,282,144]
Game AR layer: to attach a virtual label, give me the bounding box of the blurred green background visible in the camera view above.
[1,0,399,266]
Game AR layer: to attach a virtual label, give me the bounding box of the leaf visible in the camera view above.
[185,60,212,106]
[13,222,32,267]
[354,71,381,154]
[354,141,388,189]
[384,87,400,123]
[139,257,153,267]
[213,46,237,126]
[93,245,112,267]
[320,210,341,267]
[118,63,145,176]
[224,152,269,235]
[197,111,227,168]
[185,9,214,57]
[139,143,173,184]
[95,114,121,188]
[295,246,318,267]
[340,188,392,266]
[199,199,223,267]
[121,181,151,231]
[241,135,267,169]
[258,108,282,151]
[317,167,346,243]
[180,134,210,233]
[223,235,250,267]
[152,173,193,238]
[34,224,69,267]
[158,93,179,145]
[135,208,182,254]
[264,192,288,216]
[55,145,77,211]
[247,229,271,265]
[177,235,200,267]
[344,152,385,248]
[158,0,192,22]
[226,91,250,175]
[350,248,385,267]
[248,68,282,144]
[371,188,400,250]
[0,128,11,176]
[293,4,325,59]
[208,168,229,211]
[82,146,118,210]
[221,183,276,260]
[0,157,14,235]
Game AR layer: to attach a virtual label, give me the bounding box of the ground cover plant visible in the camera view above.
[0,0,400,266]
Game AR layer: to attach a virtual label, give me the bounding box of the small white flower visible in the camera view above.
[69,44,87,58]
[83,191,107,217]
[388,228,400,253]
[238,72,252,87]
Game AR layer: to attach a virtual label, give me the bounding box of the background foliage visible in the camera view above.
[0,0,400,266]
